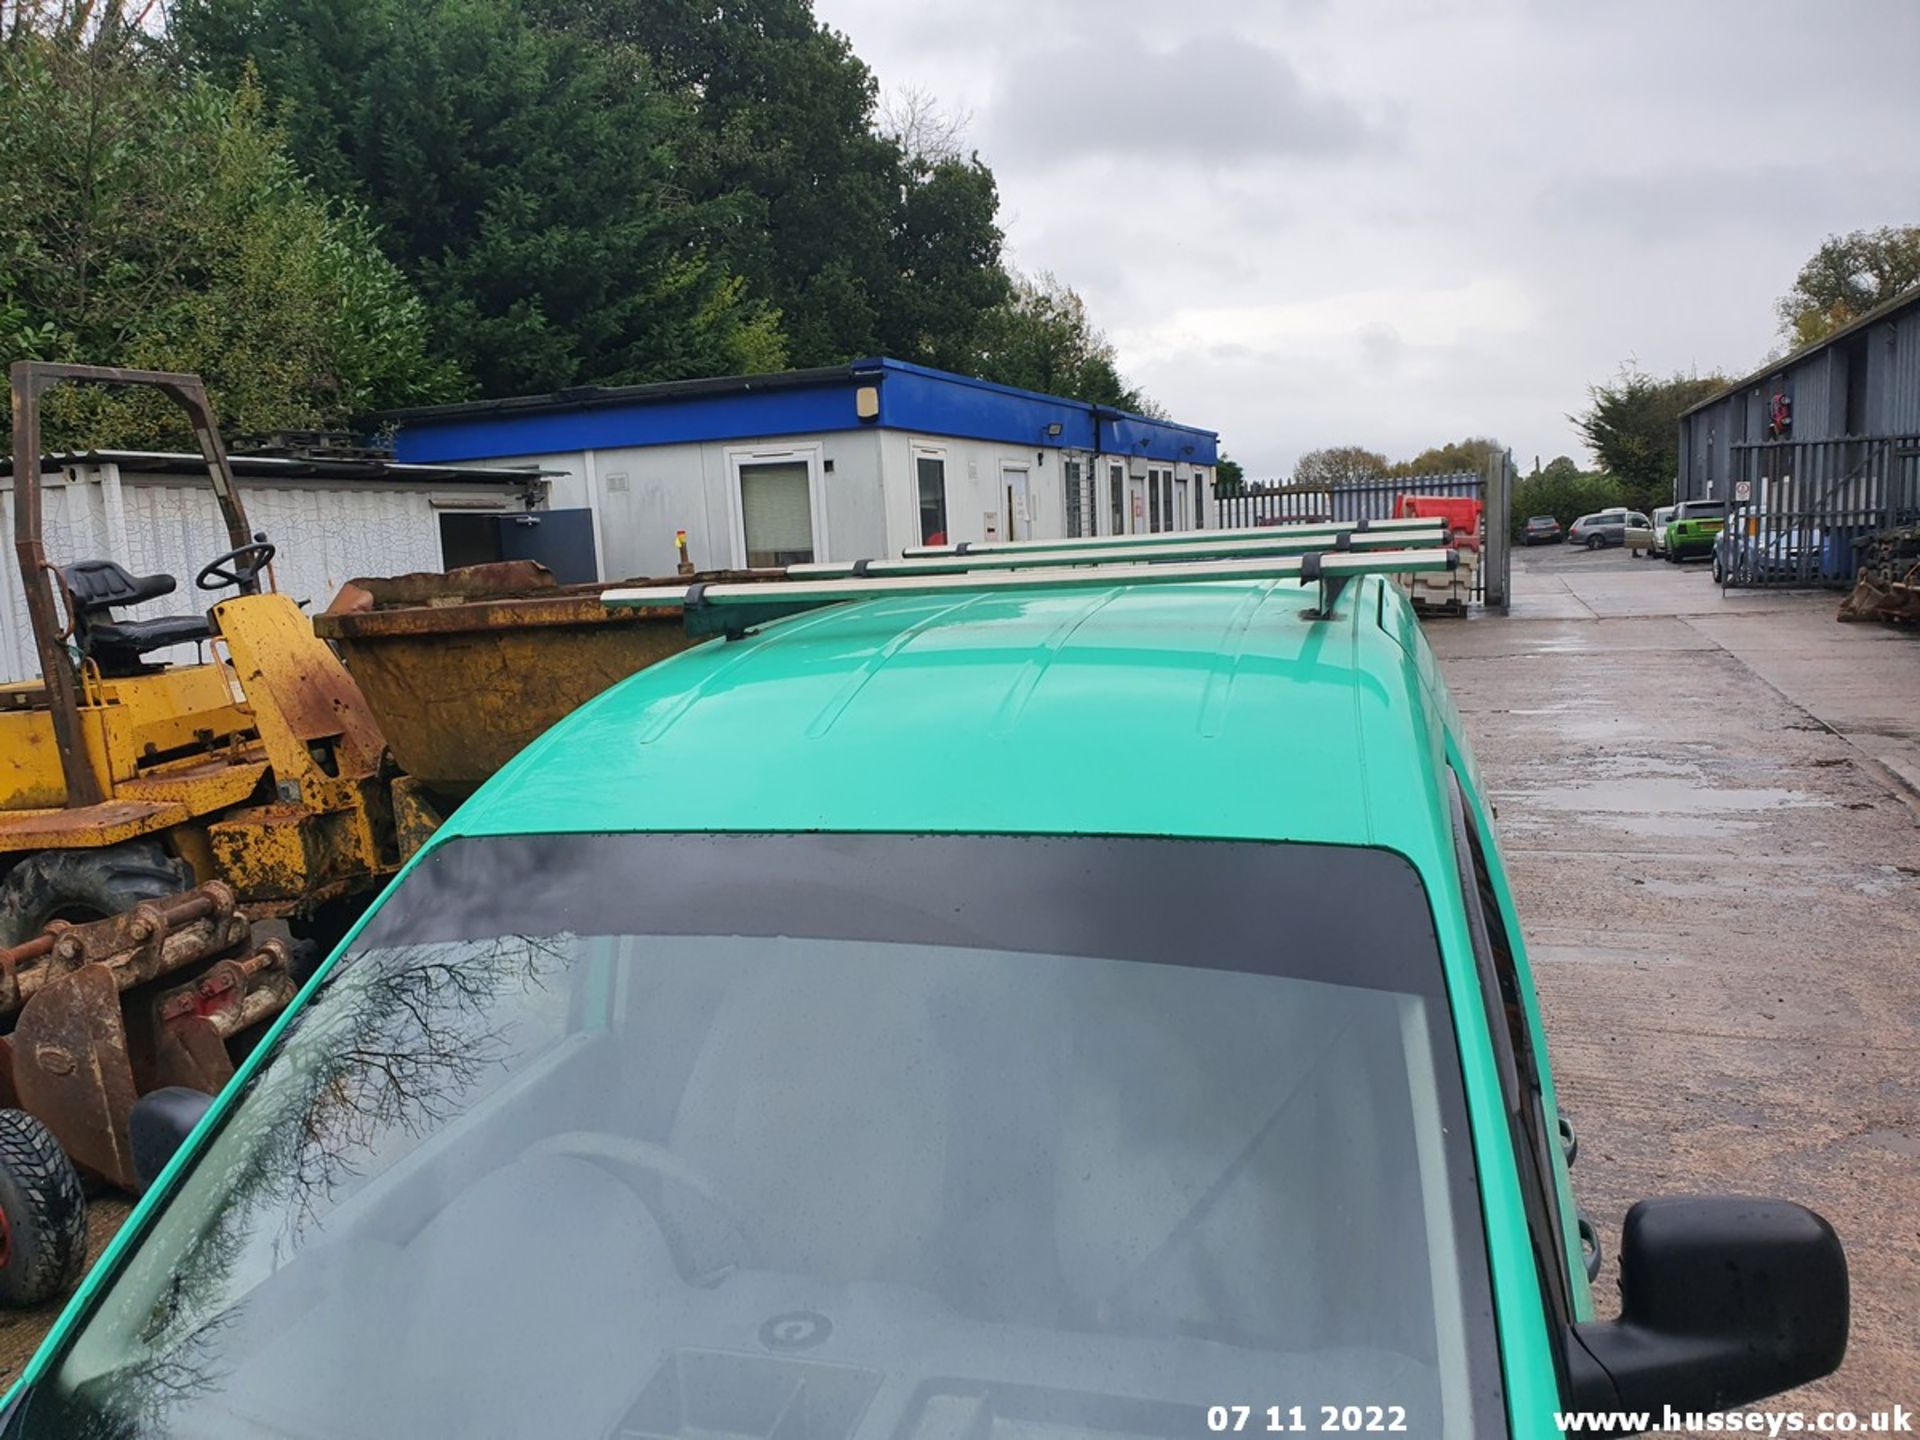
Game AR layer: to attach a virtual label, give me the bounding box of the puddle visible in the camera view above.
[1852,866,1920,898]
[1859,1129,1920,1160]
[1514,775,1826,840]
[1524,776,1819,814]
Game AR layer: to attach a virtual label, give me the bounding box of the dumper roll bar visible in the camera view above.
[10,362,256,808]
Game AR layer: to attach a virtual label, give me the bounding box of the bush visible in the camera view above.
[1511,462,1627,541]
[0,34,459,450]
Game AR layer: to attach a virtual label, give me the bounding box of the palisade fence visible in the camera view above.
[1211,460,1511,611]
[1724,436,1920,588]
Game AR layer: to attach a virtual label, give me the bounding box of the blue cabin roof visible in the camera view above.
[383,358,1219,467]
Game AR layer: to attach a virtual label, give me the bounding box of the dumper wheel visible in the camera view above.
[0,842,194,948]
[0,1109,87,1307]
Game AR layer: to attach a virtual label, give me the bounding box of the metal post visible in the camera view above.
[10,363,103,805]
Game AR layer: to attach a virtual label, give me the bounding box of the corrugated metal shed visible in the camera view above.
[1677,287,1920,502]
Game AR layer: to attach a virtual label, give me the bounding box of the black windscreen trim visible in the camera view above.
[355,832,1449,999]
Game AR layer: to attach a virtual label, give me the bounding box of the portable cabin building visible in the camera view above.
[383,359,1222,581]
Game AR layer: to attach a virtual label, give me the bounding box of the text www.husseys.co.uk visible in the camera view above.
[1555,1404,1912,1435]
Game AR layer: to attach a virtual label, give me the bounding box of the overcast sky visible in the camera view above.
[812,0,1920,477]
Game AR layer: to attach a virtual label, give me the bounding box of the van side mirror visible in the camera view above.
[129,1087,214,1193]
[1568,1197,1847,1426]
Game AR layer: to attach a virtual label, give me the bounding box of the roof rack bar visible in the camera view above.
[784,522,1449,581]
[607,546,1458,614]
[901,514,1436,559]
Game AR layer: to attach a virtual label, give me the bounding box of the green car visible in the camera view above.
[1665,499,1727,561]
[0,565,1845,1438]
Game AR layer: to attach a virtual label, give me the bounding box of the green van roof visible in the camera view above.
[448,575,1462,870]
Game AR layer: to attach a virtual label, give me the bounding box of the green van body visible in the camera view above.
[0,575,1597,1433]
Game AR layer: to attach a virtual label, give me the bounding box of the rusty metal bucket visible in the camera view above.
[314,561,771,804]
[0,884,295,1190]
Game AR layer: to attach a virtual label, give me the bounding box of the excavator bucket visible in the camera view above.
[0,883,295,1192]
[12,965,140,1190]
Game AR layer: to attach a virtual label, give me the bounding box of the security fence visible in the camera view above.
[1212,462,1511,610]
[1724,436,1920,588]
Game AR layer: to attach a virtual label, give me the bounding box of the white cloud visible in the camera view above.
[815,0,1920,474]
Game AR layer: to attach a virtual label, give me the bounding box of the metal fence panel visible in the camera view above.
[1211,470,1500,607]
[1725,435,1920,589]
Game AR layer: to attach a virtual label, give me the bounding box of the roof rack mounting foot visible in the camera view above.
[1300,552,1350,620]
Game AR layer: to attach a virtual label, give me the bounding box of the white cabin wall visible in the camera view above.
[564,429,886,576]
[0,465,520,681]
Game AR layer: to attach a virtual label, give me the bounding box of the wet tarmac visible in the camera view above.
[1432,542,1920,1425]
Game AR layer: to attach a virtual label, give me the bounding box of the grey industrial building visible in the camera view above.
[1676,287,1920,584]
[1680,286,1920,501]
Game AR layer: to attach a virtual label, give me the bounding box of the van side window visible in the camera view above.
[1447,772,1576,1331]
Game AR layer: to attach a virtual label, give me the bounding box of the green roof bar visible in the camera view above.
[901,514,1442,560]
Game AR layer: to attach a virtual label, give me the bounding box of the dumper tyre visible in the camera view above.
[0,1109,87,1307]
[0,843,195,949]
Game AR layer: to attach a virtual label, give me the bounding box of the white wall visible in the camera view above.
[488,432,888,579]
[455,428,1218,578]
[1,463,521,681]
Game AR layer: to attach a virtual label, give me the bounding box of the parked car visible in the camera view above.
[1647,505,1677,558]
[1665,499,1727,562]
[0,559,1848,1438]
[1522,514,1562,545]
[1714,522,1826,585]
[1622,510,1658,556]
[1567,507,1635,549]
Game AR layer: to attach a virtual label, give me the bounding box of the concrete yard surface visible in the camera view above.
[1433,543,1920,1422]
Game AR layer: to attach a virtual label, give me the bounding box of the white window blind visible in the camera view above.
[739,461,814,567]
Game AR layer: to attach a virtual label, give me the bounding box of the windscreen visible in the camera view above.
[13,833,1503,1440]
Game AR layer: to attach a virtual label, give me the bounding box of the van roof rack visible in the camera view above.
[901,514,1438,560]
[606,545,1459,640]
[783,520,1450,581]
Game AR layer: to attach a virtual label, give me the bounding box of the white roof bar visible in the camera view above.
[901,514,1440,559]
[606,546,1459,612]
[782,522,1449,581]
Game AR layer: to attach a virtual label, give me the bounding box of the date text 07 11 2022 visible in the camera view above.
[1206,1404,1410,1434]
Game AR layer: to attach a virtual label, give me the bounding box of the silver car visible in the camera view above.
[1568,508,1637,549]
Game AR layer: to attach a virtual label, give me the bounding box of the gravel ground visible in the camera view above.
[1432,542,1920,1427]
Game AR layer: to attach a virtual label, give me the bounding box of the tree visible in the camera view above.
[535,0,897,366]
[1510,458,1623,541]
[1777,226,1920,347]
[173,0,786,396]
[1388,437,1504,479]
[1214,455,1246,496]
[1294,446,1388,486]
[880,148,1009,374]
[0,22,457,450]
[974,271,1149,410]
[1573,368,1724,513]
[516,0,1008,374]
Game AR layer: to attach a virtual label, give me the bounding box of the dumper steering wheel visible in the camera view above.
[196,539,276,592]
